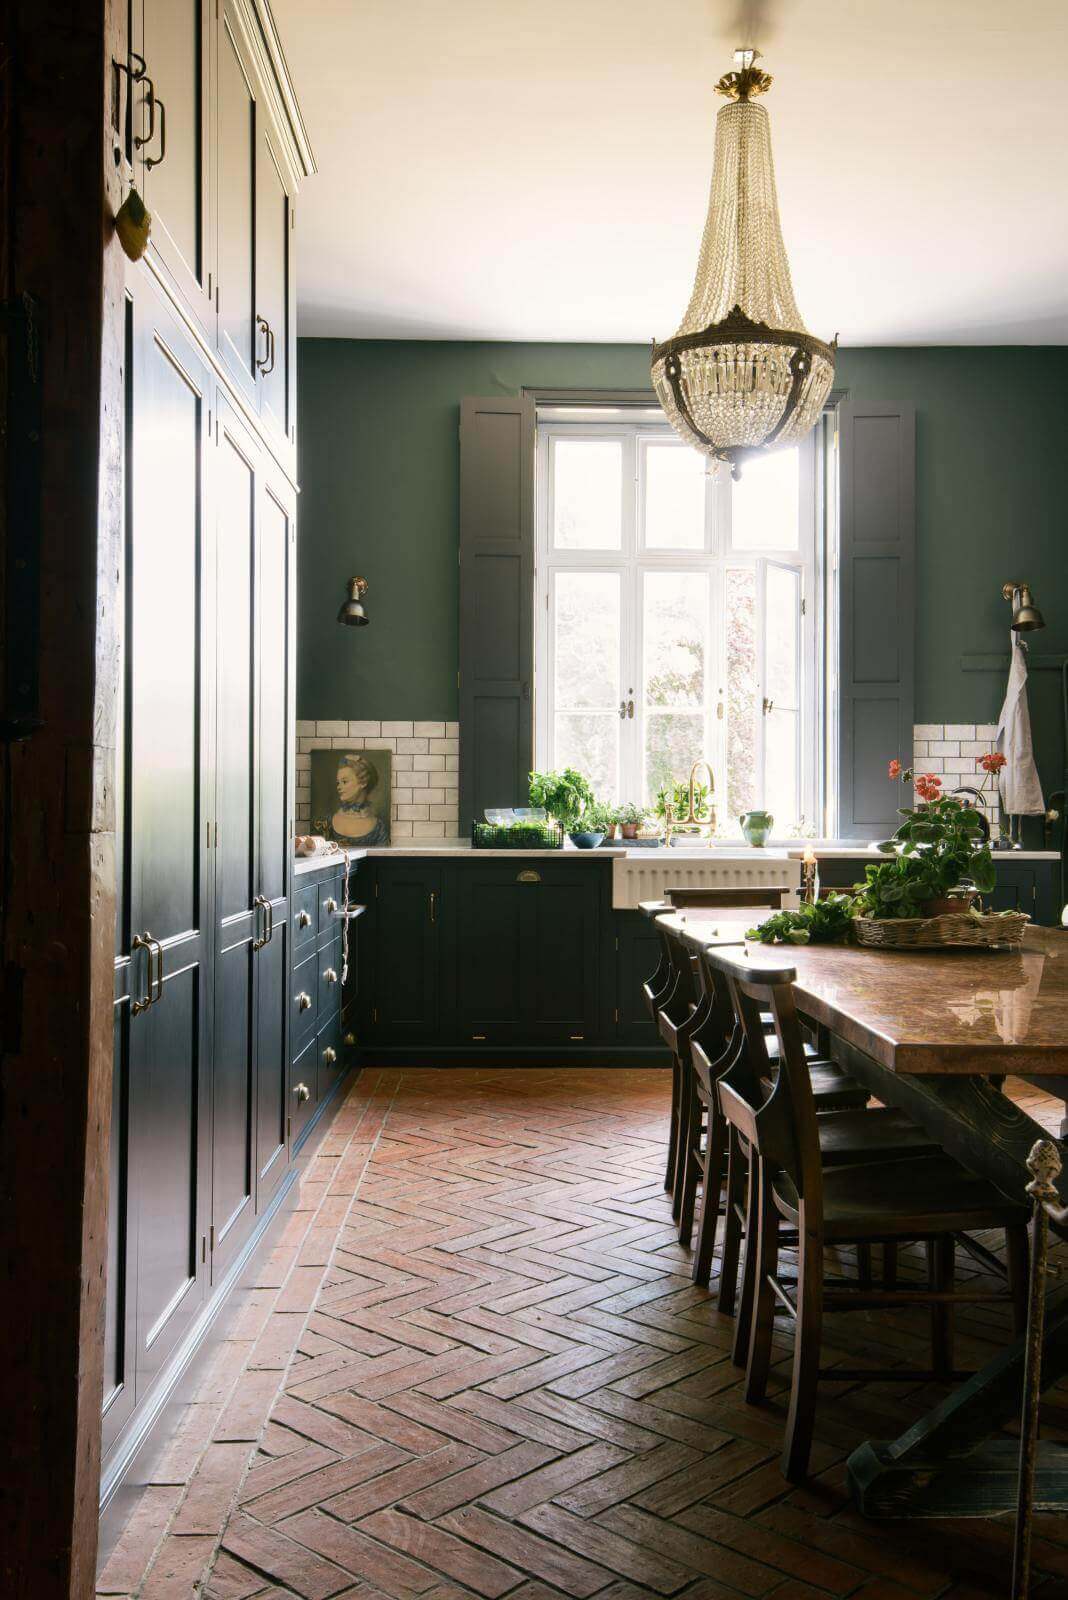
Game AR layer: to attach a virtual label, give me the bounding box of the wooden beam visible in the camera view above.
[0,2,125,1593]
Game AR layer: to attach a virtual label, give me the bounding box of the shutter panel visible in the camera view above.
[459,395,536,826]
[837,400,916,839]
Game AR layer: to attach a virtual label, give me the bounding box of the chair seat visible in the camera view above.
[817,1107,939,1166]
[773,1155,1029,1241]
[806,1063,870,1111]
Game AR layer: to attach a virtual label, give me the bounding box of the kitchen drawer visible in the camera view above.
[291,946,318,1052]
[316,1011,343,1101]
[293,883,319,952]
[290,1034,316,1147]
[317,938,342,1022]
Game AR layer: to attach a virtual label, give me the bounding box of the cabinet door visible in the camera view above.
[989,866,1038,917]
[523,868,600,1042]
[256,118,294,445]
[217,1,257,401]
[135,0,213,330]
[448,867,527,1042]
[614,911,661,1045]
[373,866,440,1039]
[210,408,258,1277]
[125,288,211,1389]
[254,474,294,1206]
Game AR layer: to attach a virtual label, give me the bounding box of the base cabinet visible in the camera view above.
[358,858,664,1060]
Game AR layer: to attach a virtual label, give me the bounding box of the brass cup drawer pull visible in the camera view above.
[323,897,338,915]
[323,967,337,985]
[293,1081,310,1103]
[297,991,312,1012]
[322,1046,337,1065]
[297,909,312,929]
[517,869,541,884]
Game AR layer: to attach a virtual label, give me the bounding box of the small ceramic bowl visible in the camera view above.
[569,830,606,850]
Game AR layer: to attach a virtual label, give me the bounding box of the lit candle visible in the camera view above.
[802,844,819,904]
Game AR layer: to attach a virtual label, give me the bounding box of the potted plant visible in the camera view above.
[528,768,598,846]
[851,763,996,922]
[579,801,614,847]
[617,802,645,841]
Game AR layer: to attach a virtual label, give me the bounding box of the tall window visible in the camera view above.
[535,416,819,835]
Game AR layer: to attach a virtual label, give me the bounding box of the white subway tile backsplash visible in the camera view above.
[977,724,998,740]
[929,740,959,756]
[914,724,943,741]
[944,757,975,774]
[912,741,928,759]
[297,713,459,844]
[918,756,944,773]
[961,740,991,756]
[944,723,975,741]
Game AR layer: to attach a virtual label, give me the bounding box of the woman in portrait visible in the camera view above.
[328,753,390,844]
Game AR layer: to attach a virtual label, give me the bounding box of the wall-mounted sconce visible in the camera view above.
[1002,581,1045,632]
[337,576,369,627]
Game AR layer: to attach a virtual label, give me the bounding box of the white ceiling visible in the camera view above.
[274,0,1068,345]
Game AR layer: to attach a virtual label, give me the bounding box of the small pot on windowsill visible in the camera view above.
[920,890,977,918]
[620,823,640,840]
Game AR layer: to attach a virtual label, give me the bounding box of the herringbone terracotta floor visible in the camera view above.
[98,1068,1068,1600]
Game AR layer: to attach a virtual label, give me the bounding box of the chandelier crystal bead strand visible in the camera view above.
[652,50,836,478]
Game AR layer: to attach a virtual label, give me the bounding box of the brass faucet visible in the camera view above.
[685,760,716,837]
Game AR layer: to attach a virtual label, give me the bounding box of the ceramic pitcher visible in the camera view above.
[739,809,774,847]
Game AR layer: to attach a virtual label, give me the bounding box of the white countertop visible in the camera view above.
[294,841,1060,872]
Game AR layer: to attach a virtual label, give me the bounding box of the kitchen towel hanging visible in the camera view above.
[996,632,1045,816]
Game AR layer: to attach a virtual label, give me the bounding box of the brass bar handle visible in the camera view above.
[429,889,437,924]
[255,315,271,373]
[627,699,634,719]
[131,932,153,1015]
[134,72,157,151]
[145,92,166,169]
[265,897,274,945]
[252,894,269,951]
[262,322,276,375]
[149,935,165,1006]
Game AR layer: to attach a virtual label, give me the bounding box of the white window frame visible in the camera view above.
[534,416,820,836]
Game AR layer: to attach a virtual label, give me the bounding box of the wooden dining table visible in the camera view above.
[655,909,1068,1521]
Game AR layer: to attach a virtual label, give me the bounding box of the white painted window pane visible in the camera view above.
[644,713,705,808]
[766,564,799,708]
[552,439,622,550]
[644,442,706,549]
[554,571,619,710]
[731,446,799,550]
[555,713,619,801]
[765,708,799,831]
[643,570,707,710]
[725,565,758,827]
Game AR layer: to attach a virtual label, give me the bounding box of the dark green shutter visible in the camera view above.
[459,395,536,825]
[837,400,916,839]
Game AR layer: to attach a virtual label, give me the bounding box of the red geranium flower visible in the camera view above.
[915,772,943,803]
[888,759,902,780]
[980,751,1006,774]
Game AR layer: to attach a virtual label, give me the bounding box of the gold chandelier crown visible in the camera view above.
[652,49,836,478]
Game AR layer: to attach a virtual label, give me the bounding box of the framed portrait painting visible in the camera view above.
[310,747,392,847]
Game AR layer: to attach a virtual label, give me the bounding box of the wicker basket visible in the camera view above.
[851,910,1030,950]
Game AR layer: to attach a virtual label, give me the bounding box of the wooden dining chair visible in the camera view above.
[665,886,788,909]
[712,950,1031,1481]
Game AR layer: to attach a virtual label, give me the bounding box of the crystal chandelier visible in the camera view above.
[652,50,836,478]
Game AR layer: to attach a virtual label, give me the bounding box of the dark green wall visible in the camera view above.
[298,340,1068,799]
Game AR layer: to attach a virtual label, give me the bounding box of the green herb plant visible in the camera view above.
[616,802,645,826]
[654,780,711,822]
[528,768,595,831]
[581,801,615,835]
[746,894,854,945]
[851,766,995,919]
